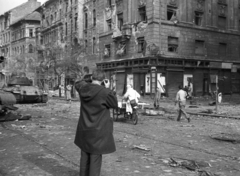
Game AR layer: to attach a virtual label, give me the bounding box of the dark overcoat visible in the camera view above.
[74,80,118,154]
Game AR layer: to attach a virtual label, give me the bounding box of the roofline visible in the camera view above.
[35,0,58,12]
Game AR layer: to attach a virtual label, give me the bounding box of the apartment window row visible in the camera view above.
[167,6,229,29]
[44,11,60,27]
[102,37,146,58]
[167,36,227,56]
[1,32,11,44]
[105,5,146,32]
[12,45,33,55]
[43,30,58,44]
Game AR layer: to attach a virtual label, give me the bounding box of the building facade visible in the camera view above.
[35,0,85,91]
[10,11,41,82]
[95,0,240,98]
[0,0,41,86]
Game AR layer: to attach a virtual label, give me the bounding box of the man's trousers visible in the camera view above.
[80,150,102,176]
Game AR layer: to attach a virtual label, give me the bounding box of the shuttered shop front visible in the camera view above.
[116,72,125,96]
[167,70,183,98]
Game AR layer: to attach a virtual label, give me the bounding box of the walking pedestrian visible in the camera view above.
[154,87,161,109]
[175,85,191,123]
[74,68,118,176]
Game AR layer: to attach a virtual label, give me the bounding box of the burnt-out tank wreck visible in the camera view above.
[0,76,48,117]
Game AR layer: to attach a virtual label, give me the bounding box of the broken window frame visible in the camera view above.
[137,37,145,53]
[195,11,203,26]
[116,41,126,56]
[167,6,177,21]
[106,19,112,31]
[138,6,147,22]
[168,36,178,53]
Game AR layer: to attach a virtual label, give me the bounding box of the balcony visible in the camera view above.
[112,24,132,41]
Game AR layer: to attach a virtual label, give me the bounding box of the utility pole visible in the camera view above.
[215,75,218,114]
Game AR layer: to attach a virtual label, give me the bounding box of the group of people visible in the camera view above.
[74,68,190,176]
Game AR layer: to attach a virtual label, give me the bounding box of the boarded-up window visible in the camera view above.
[195,40,205,55]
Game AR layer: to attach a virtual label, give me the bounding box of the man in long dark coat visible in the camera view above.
[74,68,118,176]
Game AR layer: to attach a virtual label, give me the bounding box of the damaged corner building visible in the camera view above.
[94,0,240,98]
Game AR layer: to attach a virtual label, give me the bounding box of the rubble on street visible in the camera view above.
[0,97,240,176]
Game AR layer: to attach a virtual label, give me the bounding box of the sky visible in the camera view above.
[0,0,48,14]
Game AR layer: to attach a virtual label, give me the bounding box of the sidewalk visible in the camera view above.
[0,123,79,176]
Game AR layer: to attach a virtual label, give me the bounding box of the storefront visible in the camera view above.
[97,56,240,98]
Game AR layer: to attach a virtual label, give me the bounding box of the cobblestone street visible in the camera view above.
[0,98,240,176]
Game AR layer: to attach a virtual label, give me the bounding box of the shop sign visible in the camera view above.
[222,62,232,69]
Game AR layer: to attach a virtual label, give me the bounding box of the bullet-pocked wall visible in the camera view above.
[96,0,240,97]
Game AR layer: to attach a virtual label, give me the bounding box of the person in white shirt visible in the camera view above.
[123,84,140,114]
[175,85,191,122]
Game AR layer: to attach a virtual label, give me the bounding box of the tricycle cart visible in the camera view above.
[112,100,139,125]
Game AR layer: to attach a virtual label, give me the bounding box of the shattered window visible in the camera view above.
[116,42,126,56]
[139,6,147,22]
[167,6,177,21]
[195,11,203,26]
[168,36,178,53]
